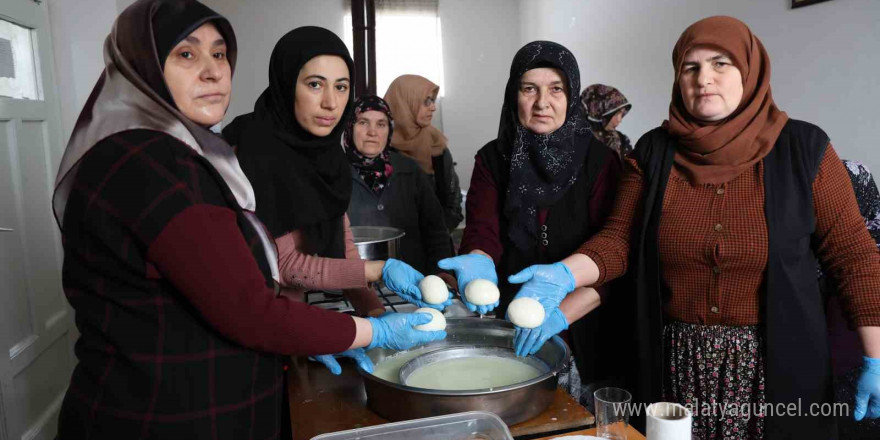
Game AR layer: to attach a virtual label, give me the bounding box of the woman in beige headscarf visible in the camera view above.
[384,75,463,231]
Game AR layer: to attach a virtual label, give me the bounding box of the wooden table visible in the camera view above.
[288,356,595,439]
[532,424,646,439]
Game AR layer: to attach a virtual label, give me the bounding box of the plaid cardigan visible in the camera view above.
[57,129,355,439]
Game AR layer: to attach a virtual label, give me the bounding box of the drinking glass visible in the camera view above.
[594,387,632,439]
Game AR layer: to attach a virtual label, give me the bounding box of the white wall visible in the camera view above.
[202,0,347,123]
[48,0,125,142]
[519,0,880,175]
[116,0,137,12]
[49,0,879,184]
[49,0,345,138]
[439,0,521,189]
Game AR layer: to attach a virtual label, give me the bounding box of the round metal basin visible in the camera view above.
[357,317,569,425]
[350,226,405,260]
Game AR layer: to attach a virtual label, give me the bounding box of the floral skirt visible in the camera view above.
[664,321,766,440]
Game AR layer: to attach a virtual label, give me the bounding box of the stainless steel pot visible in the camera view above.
[350,226,405,260]
[357,317,569,425]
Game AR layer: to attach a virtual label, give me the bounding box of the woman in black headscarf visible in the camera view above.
[54,2,443,438]
[224,27,449,317]
[441,41,623,406]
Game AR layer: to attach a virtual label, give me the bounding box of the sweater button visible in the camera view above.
[542,239,549,246]
[713,223,723,232]
[712,266,721,274]
[716,187,725,195]
[710,306,719,314]
[541,225,548,232]
[377,204,384,211]
[541,232,548,239]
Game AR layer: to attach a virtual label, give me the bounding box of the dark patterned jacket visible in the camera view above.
[57,129,354,439]
[348,150,454,274]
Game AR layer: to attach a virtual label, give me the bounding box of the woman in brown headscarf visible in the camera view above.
[506,16,880,439]
[384,74,463,231]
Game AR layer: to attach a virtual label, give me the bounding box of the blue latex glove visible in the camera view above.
[312,348,374,375]
[508,262,576,312]
[512,308,569,357]
[366,312,447,351]
[437,254,499,314]
[382,259,449,310]
[855,356,880,421]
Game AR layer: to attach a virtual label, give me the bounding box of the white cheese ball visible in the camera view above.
[419,275,449,305]
[413,308,447,331]
[464,279,500,306]
[507,298,545,329]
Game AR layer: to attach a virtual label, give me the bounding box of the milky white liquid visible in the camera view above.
[404,356,542,390]
[371,348,436,384]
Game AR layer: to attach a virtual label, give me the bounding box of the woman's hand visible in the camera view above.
[855,356,880,421]
[508,262,576,312]
[312,348,374,375]
[513,307,569,357]
[437,253,498,314]
[380,259,450,309]
[366,312,447,350]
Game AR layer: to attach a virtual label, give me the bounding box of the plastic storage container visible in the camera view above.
[310,411,513,440]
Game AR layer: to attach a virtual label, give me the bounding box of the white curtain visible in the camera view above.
[343,0,444,97]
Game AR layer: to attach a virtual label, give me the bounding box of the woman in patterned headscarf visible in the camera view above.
[344,95,454,279]
[580,84,633,161]
[441,41,624,406]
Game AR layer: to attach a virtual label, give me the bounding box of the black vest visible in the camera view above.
[478,135,619,382]
[631,119,835,439]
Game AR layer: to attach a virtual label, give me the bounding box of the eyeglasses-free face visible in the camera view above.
[516,67,568,135]
[163,23,231,127]
[353,110,391,158]
[294,55,351,137]
[678,46,744,122]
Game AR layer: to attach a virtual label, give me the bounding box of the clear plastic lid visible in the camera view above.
[310,411,513,440]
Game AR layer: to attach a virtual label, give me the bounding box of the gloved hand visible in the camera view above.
[382,259,449,310]
[437,254,499,314]
[512,308,569,357]
[312,348,374,375]
[366,312,447,351]
[854,356,880,421]
[508,262,576,312]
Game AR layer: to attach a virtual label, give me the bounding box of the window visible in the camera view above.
[345,0,444,97]
[0,18,39,100]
